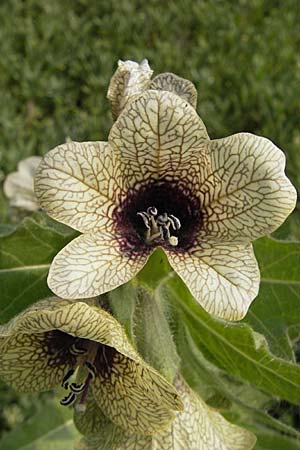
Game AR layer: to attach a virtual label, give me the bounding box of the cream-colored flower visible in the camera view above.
[0,298,183,435]
[35,87,296,320]
[4,156,42,211]
[76,377,256,450]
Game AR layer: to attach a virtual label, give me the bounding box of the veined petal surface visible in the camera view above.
[35,141,123,233]
[0,298,137,361]
[92,356,181,435]
[109,90,210,191]
[149,72,198,109]
[48,231,151,299]
[0,332,68,392]
[166,243,260,320]
[151,377,256,450]
[200,133,297,243]
[78,377,255,450]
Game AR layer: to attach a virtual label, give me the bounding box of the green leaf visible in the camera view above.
[0,395,80,450]
[166,274,300,404]
[174,323,300,440]
[137,248,172,288]
[0,212,77,324]
[0,224,15,237]
[245,237,300,361]
[253,430,300,450]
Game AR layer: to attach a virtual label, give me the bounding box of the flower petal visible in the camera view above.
[150,377,256,450]
[82,377,256,449]
[0,298,138,361]
[109,90,210,191]
[166,243,260,320]
[107,59,153,119]
[200,133,297,243]
[35,141,123,233]
[0,333,70,392]
[92,354,179,435]
[150,72,198,109]
[48,231,151,299]
[74,391,117,437]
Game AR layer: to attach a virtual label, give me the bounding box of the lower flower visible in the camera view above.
[76,376,256,450]
[0,297,183,435]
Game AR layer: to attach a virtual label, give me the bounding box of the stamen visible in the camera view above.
[60,392,76,406]
[169,214,181,231]
[70,382,86,394]
[137,206,181,247]
[62,368,75,389]
[85,361,97,380]
[156,213,169,224]
[59,342,99,410]
[147,206,157,216]
[137,212,151,229]
[69,343,87,356]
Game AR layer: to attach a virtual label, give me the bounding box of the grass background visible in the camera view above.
[0,0,300,443]
[1,0,300,190]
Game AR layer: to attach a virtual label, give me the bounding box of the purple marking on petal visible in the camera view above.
[114,180,203,252]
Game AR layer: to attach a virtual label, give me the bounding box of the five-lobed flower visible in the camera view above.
[0,297,183,435]
[34,73,297,321]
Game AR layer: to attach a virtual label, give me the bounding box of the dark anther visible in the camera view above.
[169,214,181,230]
[85,361,97,380]
[137,211,151,229]
[69,343,87,356]
[62,368,75,389]
[70,382,86,394]
[60,392,76,406]
[156,212,168,224]
[147,206,157,216]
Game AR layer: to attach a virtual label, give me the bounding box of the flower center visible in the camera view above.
[46,332,117,411]
[137,206,181,246]
[114,180,203,253]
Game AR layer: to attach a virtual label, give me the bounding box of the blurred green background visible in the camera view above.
[1,0,300,188]
[0,0,300,446]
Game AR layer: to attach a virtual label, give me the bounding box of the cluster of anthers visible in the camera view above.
[60,341,96,409]
[137,206,181,247]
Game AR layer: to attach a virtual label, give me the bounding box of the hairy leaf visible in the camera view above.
[166,274,300,403]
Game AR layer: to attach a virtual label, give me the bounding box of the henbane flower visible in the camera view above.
[0,298,183,435]
[76,376,256,450]
[35,82,296,320]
